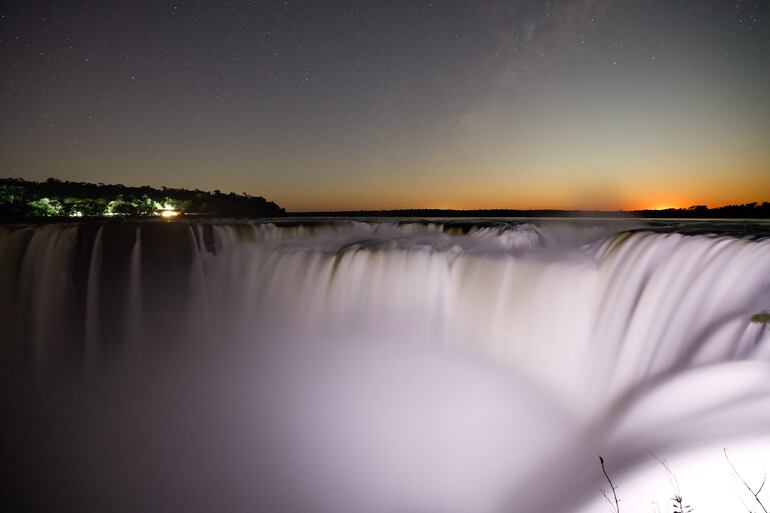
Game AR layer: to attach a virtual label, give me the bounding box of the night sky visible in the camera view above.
[1,1,768,211]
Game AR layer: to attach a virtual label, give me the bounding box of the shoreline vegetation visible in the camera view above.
[1,177,769,220]
[0,177,285,219]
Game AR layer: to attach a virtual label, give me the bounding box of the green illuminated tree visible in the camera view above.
[26,197,64,216]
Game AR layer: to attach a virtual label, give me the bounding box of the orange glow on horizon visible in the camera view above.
[623,197,688,212]
[637,204,681,212]
[286,195,759,213]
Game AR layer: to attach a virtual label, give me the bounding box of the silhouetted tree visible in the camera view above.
[0,178,285,218]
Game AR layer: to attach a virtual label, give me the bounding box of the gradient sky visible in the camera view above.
[1,0,769,211]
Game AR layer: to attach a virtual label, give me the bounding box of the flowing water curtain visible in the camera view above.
[2,219,770,512]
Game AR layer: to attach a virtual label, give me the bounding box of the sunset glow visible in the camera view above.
[1,1,767,211]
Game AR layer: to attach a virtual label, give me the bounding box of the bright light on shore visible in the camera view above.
[160,210,180,218]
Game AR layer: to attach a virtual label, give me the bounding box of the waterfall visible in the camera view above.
[84,226,104,369]
[1,219,769,512]
[2,225,79,373]
[123,227,142,357]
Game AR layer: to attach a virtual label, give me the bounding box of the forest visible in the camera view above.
[0,178,285,218]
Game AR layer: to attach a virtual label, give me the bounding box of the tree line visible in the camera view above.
[0,178,285,218]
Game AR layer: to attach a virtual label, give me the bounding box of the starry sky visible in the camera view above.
[1,0,768,211]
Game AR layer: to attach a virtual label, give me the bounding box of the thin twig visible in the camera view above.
[600,455,621,513]
[650,452,681,498]
[650,453,693,513]
[725,448,768,513]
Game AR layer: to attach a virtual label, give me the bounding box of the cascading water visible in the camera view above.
[84,226,103,368]
[1,218,769,512]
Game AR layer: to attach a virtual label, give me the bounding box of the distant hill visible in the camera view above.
[0,178,285,219]
[291,203,770,219]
